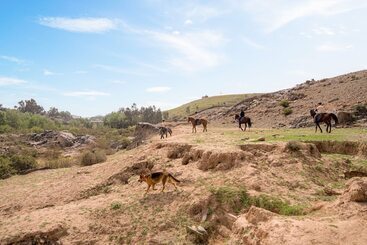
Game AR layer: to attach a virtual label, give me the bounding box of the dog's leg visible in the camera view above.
[161,177,167,192]
[145,185,151,195]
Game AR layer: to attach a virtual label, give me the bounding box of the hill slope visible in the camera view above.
[195,70,367,127]
[166,93,260,119]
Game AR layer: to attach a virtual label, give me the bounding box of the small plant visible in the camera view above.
[110,201,122,210]
[0,157,15,179]
[10,154,36,172]
[251,195,305,216]
[210,186,305,216]
[45,157,75,169]
[210,186,252,214]
[354,104,367,116]
[80,149,107,166]
[279,100,290,108]
[283,107,293,116]
[285,141,301,152]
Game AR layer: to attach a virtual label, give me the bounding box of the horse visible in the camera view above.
[234,114,252,131]
[310,109,338,133]
[158,126,172,139]
[187,117,208,133]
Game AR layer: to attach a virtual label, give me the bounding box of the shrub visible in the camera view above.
[111,201,122,210]
[10,155,36,172]
[279,100,290,108]
[285,141,301,152]
[45,157,75,169]
[0,125,12,134]
[0,157,15,179]
[80,149,107,166]
[251,195,305,216]
[210,186,252,214]
[210,186,305,216]
[283,108,293,116]
[354,104,367,116]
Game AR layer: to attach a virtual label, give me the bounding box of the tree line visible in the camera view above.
[0,99,163,133]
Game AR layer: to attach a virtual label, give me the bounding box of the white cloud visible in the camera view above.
[242,37,264,49]
[146,86,171,93]
[241,0,367,32]
[63,91,110,97]
[149,30,226,71]
[184,19,193,25]
[0,76,27,86]
[43,69,57,76]
[316,43,353,52]
[185,5,225,21]
[38,17,119,33]
[312,26,335,35]
[0,55,26,64]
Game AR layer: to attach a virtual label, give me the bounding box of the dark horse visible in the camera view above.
[158,126,172,139]
[234,114,252,131]
[310,109,338,133]
[188,117,208,133]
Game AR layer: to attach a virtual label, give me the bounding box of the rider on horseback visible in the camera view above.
[240,109,245,120]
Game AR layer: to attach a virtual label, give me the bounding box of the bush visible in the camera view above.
[10,155,36,172]
[110,201,122,210]
[354,104,367,116]
[45,157,75,169]
[283,108,293,116]
[285,141,301,152]
[0,125,12,134]
[0,157,15,179]
[251,195,305,216]
[210,186,251,214]
[279,100,290,108]
[80,149,107,166]
[210,186,305,216]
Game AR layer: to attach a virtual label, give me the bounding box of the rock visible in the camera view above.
[256,137,265,142]
[28,130,94,148]
[245,206,275,225]
[343,177,367,202]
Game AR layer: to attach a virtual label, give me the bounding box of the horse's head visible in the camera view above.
[187,117,192,123]
[234,114,239,121]
[310,109,316,118]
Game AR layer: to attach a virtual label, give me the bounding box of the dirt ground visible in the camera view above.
[1,124,367,244]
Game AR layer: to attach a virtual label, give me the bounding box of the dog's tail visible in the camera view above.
[169,174,180,183]
[330,113,338,124]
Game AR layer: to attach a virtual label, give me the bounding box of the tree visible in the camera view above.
[17,99,45,115]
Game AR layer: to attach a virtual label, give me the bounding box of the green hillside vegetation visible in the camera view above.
[166,93,259,120]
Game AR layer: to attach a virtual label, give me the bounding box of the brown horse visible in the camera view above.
[188,117,208,133]
[234,114,252,131]
[310,109,338,133]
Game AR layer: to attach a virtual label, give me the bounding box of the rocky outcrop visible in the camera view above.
[28,130,95,148]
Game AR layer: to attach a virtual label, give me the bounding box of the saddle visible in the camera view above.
[195,119,201,125]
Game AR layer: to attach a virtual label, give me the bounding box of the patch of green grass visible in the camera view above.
[110,201,122,210]
[210,186,306,216]
[166,93,260,119]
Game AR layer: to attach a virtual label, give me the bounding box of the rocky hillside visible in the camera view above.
[197,70,367,128]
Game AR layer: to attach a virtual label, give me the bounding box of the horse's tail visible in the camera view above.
[248,118,252,128]
[330,113,338,124]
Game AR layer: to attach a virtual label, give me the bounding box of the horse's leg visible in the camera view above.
[315,124,318,133]
[317,123,323,133]
[244,123,247,131]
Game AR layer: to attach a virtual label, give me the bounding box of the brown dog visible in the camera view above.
[139,171,180,195]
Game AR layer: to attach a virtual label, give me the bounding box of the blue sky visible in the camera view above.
[0,0,366,117]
